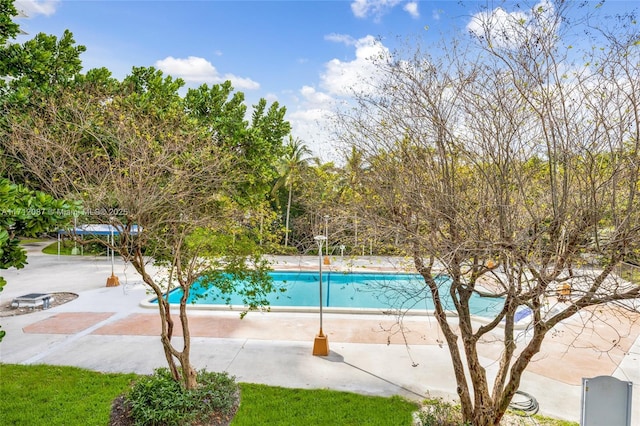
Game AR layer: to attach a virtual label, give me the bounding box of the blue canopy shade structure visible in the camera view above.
[57,224,141,237]
[56,224,141,257]
[57,223,142,287]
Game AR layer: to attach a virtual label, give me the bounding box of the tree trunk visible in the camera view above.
[132,250,184,385]
[177,326,197,390]
[415,256,475,420]
[284,182,292,247]
[159,299,180,381]
[179,283,198,389]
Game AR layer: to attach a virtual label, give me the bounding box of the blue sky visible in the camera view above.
[12,0,636,161]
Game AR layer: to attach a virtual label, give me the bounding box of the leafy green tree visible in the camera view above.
[185,81,291,204]
[0,178,79,341]
[1,64,284,389]
[1,29,85,101]
[0,0,288,392]
[272,136,313,247]
[284,159,343,251]
[0,8,87,185]
[338,146,367,252]
[0,0,19,45]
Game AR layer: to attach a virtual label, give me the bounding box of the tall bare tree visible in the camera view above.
[335,2,639,424]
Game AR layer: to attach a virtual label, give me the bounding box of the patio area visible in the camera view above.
[1,241,638,422]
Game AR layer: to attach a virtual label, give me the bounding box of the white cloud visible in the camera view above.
[403,2,419,19]
[467,0,557,49]
[14,0,59,17]
[226,75,260,90]
[288,104,341,162]
[350,0,420,20]
[467,8,528,48]
[320,35,389,97]
[351,0,403,21]
[263,92,279,103]
[288,36,393,161]
[291,107,330,122]
[300,85,334,106]
[350,0,370,18]
[286,84,341,161]
[155,56,215,80]
[155,56,259,90]
[324,33,356,46]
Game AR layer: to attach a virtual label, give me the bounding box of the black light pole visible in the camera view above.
[312,235,329,356]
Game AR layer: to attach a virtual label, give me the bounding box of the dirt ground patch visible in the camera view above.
[0,292,78,317]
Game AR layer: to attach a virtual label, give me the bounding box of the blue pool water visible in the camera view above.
[155,271,506,318]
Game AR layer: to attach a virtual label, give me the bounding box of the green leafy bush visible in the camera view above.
[266,243,299,255]
[126,368,239,426]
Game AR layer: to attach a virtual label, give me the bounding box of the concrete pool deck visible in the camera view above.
[0,241,638,423]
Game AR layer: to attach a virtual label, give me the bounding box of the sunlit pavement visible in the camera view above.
[1,241,638,422]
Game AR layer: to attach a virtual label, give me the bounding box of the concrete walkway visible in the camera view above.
[1,241,638,423]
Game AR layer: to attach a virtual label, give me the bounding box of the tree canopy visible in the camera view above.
[0,4,292,387]
[0,0,19,45]
[0,178,79,340]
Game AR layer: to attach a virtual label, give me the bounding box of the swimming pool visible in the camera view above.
[151,271,506,318]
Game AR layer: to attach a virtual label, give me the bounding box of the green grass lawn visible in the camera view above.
[233,383,416,425]
[0,364,136,425]
[18,238,48,244]
[22,239,108,257]
[0,364,419,426]
[41,240,107,256]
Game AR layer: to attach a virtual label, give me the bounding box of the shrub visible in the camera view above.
[416,398,468,426]
[265,243,299,255]
[126,368,239,426]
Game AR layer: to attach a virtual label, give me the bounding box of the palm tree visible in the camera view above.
[340,146,366,250]
[273,136,313,247]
